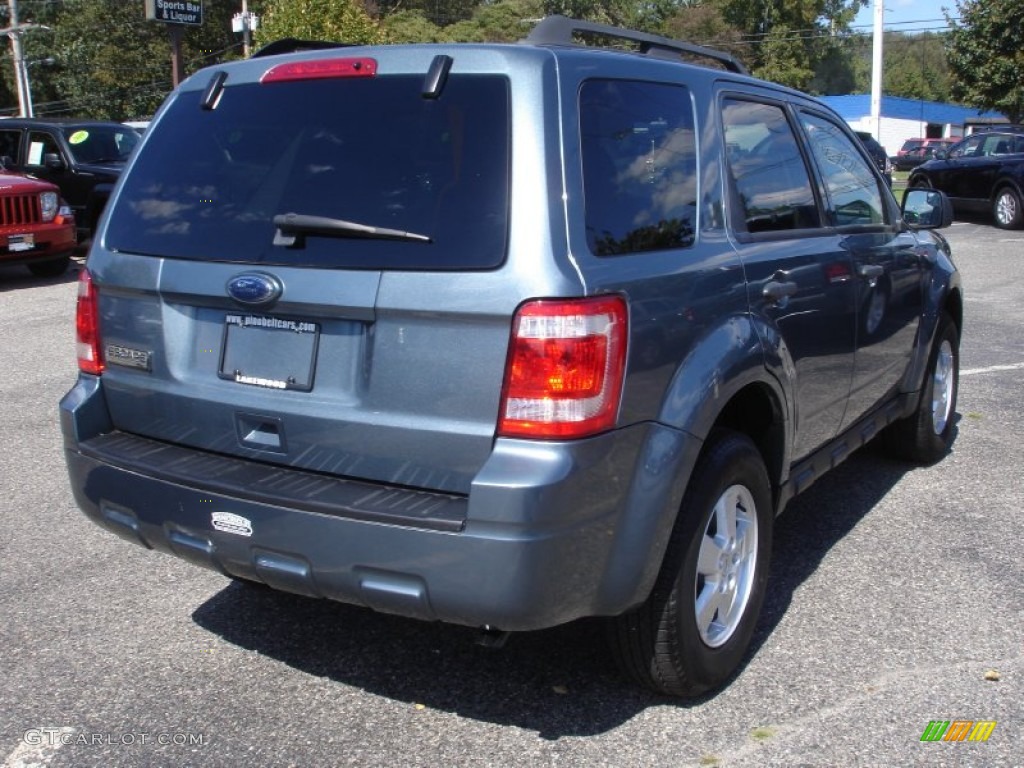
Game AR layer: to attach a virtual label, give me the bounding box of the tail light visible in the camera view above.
[498,296,627,439]
[76,269,103,375]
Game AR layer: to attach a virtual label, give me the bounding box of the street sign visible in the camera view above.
[145,0,203,27]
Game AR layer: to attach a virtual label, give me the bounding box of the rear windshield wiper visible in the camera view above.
[272,212,432,247]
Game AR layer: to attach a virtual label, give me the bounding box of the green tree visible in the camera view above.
[945,0,1024,122]
[661,3,745,63]
[380,10,447,43]
[884,32,950,102]
[446,0,544,42]
[541,0,649,29]
[847,32,950,101]
[375,0,481,28]
[754,23,814,89]
[255,0,384,47]
[14,0,248,120]
[713,0,866,89]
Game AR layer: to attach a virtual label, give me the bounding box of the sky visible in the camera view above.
[851,0,958,34]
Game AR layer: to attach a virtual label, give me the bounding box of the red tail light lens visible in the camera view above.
[498,296,627,439]
[76,269,103,375]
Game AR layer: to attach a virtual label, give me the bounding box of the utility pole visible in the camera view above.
[232,0,259,58]
[4,0,35,117]
[870,0,884,139]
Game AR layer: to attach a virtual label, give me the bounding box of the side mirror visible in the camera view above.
[43,153,65,170]
[901,188,953,229]
[934,149,949,160]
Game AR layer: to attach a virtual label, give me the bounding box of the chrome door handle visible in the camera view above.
[763,280,798,302]
[858,264,884,279]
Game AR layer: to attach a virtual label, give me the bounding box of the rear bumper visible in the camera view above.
[61,376,700,631]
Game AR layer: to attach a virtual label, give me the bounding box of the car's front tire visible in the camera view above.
[610,429,772,697]
[883,312,959,463]
[993,186,1023,230]
[27,255,70,278]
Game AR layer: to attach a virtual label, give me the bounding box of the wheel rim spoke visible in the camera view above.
[697,533,725,575]
[931,340,954,434]
[694,483,759,648]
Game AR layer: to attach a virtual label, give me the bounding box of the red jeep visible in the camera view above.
[0,170,76,277]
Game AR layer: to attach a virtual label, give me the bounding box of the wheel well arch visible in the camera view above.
[708,381,786,491]
[991,178,1023,201]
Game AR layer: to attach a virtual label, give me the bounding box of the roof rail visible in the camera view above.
[523,15,748,75]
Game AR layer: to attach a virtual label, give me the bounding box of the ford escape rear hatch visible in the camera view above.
[97,60,512,494]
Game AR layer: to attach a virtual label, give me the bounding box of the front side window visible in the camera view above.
[722,98,820,233]
[799,112,885,227]
[106,75,511,270]
[580,79,697,256]
[950,136,983,158]
[25,131,60,167]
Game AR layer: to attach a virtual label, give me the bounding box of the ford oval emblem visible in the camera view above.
[226,273,283,306]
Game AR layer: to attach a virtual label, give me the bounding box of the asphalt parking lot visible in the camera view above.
[1,218,1021,767]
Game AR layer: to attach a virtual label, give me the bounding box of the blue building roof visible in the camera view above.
[818,95,1004,125]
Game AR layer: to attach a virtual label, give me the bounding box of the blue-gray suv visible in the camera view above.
[61,17,962,697]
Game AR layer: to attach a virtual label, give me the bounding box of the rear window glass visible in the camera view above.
[580,79,697,256]
[105,75,511,270]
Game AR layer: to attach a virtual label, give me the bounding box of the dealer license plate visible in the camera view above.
[218,314,319,391]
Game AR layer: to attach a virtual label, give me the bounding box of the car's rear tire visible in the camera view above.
[27,255,70,278]
[609,429,772,697]
[883,312,959,463]
[993,187,1023,230]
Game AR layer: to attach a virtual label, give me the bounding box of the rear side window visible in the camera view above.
[0,130,19,163]
[105,75,511,270]
[722,98,820,233]
[580,80,697,256]
[799,112,885,227]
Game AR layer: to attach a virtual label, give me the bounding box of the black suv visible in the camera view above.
[61,17,962,697]
[855,131,893,186]
[0,118,140,239]
[908,126,1024,229]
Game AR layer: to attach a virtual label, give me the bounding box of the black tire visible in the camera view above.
[883,312,959,463]
[610,429,773,697]
[27,255,70,278]
[909,175,931,189]
[992,187,1023,230]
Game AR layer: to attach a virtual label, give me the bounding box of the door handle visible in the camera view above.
[762,280,798,302]
[858,264,884,279]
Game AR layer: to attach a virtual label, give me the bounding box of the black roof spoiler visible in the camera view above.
[251,38,355,59]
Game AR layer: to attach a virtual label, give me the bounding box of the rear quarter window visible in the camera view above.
[580,79,697,256]
[105,75,511,270]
